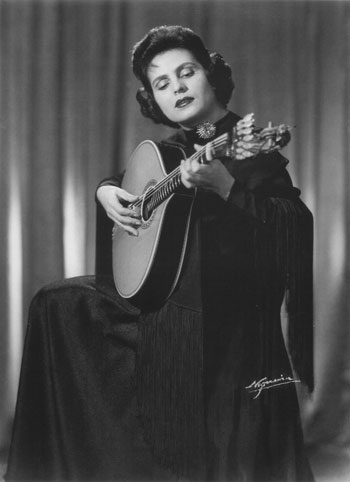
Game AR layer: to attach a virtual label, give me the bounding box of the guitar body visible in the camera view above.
[112,140,195,310]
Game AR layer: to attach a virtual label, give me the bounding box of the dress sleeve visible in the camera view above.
[272,196,313,392]
[95,171,125,278]
[95,171,125,199]
[225,171,314,391]
[220,151,314,390]
[226,158,299,215]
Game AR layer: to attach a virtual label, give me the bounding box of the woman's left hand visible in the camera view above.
[180,143,235,200]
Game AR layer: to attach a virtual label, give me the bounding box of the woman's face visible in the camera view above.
[147,48,224,129]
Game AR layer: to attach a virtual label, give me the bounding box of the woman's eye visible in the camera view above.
[181,69,194,78]
[156,80,169,90]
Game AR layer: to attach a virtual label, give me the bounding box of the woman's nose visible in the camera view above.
[173,79,187,94]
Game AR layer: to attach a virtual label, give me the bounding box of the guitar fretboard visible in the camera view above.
[132,131,232,213]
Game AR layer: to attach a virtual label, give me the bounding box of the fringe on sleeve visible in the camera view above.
[262,197,314,391]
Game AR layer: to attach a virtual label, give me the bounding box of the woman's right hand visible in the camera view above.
[96,185,141,236]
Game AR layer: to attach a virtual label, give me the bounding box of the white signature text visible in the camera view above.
[245,374,300,399]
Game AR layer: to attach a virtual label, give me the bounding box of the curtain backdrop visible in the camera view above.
[0,1,349,480]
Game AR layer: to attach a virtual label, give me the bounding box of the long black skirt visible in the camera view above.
[5,276,314,482]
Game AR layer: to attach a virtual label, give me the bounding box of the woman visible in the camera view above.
[6,26,314,481]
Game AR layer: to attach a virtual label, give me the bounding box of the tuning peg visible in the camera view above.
[237,113,255,128]
[237,127,254,135]
[241,113,255,123]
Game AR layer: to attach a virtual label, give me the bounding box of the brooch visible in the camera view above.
[196,121,216,139]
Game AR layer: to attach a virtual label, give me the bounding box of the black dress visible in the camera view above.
[5,112,314,481]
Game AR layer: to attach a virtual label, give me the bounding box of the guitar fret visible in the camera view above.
[139,134,231,208]
[136,122,290,210]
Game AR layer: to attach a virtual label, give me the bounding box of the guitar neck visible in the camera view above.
[133,119,291,214]
[131,131,231,214]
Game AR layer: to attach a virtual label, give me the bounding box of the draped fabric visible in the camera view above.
[89,111,314,480]
[5,113,315,482]
[0,1,349,480]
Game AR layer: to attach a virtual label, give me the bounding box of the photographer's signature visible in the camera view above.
[245,374,300,399]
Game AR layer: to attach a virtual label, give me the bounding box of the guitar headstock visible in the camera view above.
[231,113,292,160]
[212,113,293,161]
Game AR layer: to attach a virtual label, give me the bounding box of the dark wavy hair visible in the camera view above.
[132,25,235,128]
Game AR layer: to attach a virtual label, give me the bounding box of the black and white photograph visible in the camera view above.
[0,1,349,481]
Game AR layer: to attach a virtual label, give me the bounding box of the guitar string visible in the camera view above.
[132,129,280,209]
[129,123,286,211]
[146,131,282,201]
[146,133,228,189]
[136,122,268,204]
[132,136,228,207]
[132,134,230,208]
[132,139,226,208]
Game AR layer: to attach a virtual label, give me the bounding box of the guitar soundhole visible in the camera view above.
[140,181,157,227]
